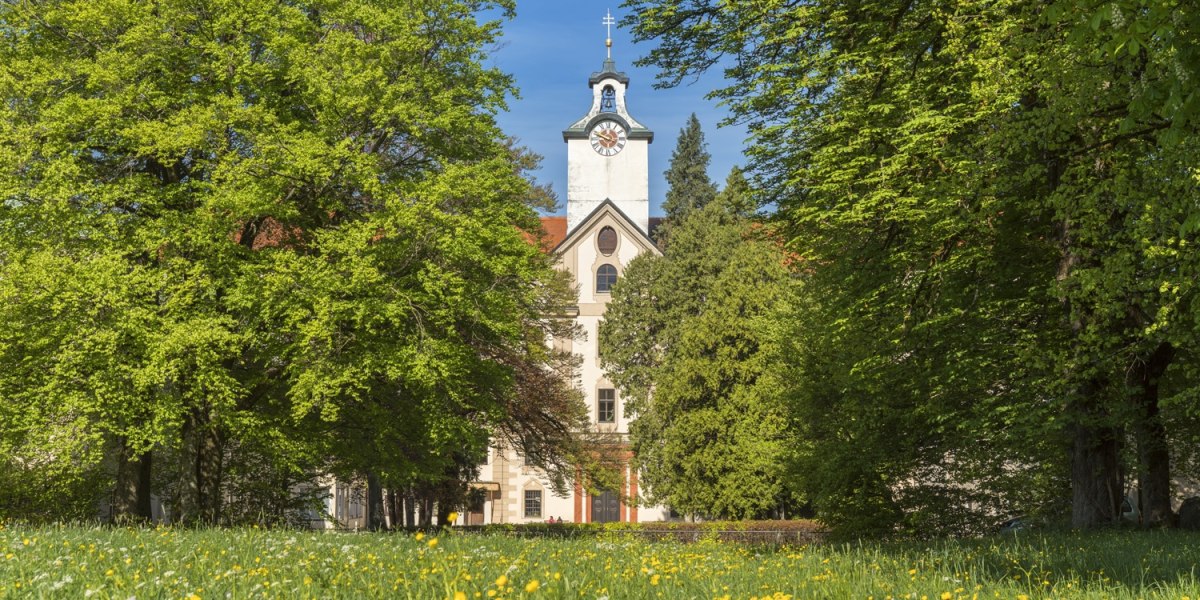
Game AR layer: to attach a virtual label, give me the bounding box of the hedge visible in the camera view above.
[452,520,826,544]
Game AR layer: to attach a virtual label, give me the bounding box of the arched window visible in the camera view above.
[597,226,617,255]
[600,85,617,112]
[596,264,618,293]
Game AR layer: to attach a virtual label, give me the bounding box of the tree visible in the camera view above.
[657,113,717,241]
[715,166,753,218]
[624,0,1200,533]
[601,201,798,519]
[0,0,587,525]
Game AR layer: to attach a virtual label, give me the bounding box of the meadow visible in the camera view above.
[1,523,1199,599]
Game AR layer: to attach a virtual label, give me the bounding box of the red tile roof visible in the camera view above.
[233,216,304,250]
[538,216,568,250]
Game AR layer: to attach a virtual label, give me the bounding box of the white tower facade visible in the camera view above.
[563,58,654,233]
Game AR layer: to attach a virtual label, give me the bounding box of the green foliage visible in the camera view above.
[601,202,798,519]
[657,113,717,241]
[624,0,1200,534]
[715,166,754,218]
[0,0,583,523]
[458,520,826,548]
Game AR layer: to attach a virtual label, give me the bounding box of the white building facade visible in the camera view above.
[467,56,670,525]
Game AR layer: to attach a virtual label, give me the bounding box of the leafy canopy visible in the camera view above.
[0,0,587,522]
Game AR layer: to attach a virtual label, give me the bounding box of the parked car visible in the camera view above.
[998,516,1028,534]
[1121,494,1139,524]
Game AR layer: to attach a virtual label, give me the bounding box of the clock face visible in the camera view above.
[589,120,628,156]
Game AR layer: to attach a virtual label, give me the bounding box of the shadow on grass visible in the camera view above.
[866,529,1200,591]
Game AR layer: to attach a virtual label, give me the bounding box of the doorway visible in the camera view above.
[591,490,620,523]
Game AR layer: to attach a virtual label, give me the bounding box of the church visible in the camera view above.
[305,28,671,529]
[465,43,670,524]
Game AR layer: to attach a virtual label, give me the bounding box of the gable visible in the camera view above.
[553,199,660,258]
[551,201,660,307]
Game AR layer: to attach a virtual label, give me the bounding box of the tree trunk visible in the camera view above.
[135,449,152,520]
[1070,376,1123,528]
[381,488,392,529]
[419,496,433,528]
[387,488,401,530]
[1058,212,1124,529]
[112,440,152,523]
[366,472,385,531]
[1132,342,1175,527]
[436,500,454,527]
[197,419,223,525]
[177,405,224,526]
[176,415,199,525]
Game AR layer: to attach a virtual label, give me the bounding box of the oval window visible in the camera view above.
[597,226,618,255]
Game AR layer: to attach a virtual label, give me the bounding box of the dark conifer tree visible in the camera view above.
[658,113,717,242]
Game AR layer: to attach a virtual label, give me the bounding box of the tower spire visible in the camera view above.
[602,9,615,59]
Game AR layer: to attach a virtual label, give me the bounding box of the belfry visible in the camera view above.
[561,10,654,234]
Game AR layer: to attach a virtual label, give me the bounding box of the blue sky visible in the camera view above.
[484,3,747,217]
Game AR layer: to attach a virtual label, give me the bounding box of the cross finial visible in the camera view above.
[602,10,615,59]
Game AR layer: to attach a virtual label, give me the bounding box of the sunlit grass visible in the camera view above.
[1,523,1198,598]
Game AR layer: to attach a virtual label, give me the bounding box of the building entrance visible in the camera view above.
[591,490,620,523]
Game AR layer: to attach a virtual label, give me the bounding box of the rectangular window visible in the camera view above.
[598,388,616,423]
[524,490,543,519]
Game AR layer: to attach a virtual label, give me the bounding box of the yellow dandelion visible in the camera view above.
[525,580,540,593]
[650,574,661,586]
[942,593,953,600]
[454,592,467,600]
[495,574,508,588]
[428,538,438,548]
[486,591,497,598]
[448,512,459,523]
[415,532,425,541]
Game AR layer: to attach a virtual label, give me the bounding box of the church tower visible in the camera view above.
[562,18,653,234]
[466,13,669,527]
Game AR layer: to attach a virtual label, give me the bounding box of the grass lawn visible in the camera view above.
[1,523,1198,599]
